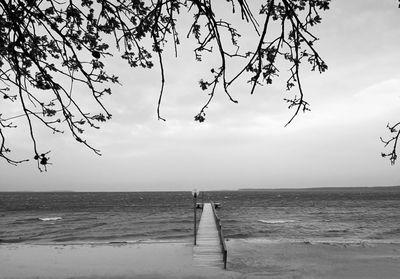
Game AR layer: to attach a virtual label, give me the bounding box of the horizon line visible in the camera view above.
[1,185,400,193]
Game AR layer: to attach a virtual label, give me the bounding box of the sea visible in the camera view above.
[1,188,400,245]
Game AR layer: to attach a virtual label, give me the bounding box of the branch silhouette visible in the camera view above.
[381,122,400,165]
[0,0,335,170]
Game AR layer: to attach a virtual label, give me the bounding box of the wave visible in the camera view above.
[240,237,400,245]
[38,217,63,222]
[368,228,400,239]
[306,238,400,246]
[48,234,189,244]
[12,217,63,224]
[226,232,251,239]
[325,229,349,233]
[0,238,27,244]
[12,217,40,224]
[258,219,297,224]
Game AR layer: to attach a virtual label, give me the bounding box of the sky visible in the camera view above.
[1,0,400,191]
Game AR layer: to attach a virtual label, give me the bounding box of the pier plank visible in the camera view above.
[193,203,225,268]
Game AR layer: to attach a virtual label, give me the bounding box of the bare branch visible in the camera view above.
[381,122,400,165]
[0,0,330,169]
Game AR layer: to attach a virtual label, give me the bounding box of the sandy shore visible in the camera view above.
[228,239,400,279]
[0,242,239,279]
[1,240,400,278]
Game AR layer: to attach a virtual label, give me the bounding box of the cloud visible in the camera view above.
[308,79,400,128]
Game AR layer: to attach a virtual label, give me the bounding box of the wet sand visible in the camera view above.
[228,239,400,279]
[1,240,400,278]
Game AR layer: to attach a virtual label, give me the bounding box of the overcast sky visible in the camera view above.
[1,0,400,191]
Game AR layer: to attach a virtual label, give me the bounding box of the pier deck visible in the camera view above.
[193,203,225,268]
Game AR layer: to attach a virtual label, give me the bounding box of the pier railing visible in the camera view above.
[210,201,228,269]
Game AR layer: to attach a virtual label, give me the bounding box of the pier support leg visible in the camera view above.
[192,190,199,245]
[194,196,197,245]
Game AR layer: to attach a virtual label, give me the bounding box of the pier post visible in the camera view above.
[192,189,199,245]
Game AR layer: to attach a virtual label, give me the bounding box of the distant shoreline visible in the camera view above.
[1,185,400,193]
[238,185,400,192]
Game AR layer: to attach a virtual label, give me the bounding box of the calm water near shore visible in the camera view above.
[1,188,400,245]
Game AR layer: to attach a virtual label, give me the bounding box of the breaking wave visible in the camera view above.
[38,217,63,222]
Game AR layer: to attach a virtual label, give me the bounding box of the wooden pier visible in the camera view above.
[193,202,227,269]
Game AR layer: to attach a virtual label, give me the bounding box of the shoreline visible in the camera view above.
[3,235,400,246]
[2,239,400,279]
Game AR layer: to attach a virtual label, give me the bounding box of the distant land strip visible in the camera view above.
[238,186,400,192]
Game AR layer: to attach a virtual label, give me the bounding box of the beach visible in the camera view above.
[0,241,238,279]
[1,240,400,279]
[228,239,400,279]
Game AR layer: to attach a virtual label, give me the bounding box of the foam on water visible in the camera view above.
[38,217,63,222]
